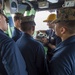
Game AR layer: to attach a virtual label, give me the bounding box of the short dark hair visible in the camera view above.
[14,12,23,21]
[21,22,34,32]
[58,20,75,34]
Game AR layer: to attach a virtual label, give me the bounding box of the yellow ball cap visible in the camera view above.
[43,14,57,22]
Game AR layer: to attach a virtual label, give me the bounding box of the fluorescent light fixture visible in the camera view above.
[38,1,49,8]
[47,0,58,3]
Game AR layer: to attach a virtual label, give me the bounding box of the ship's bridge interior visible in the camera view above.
[0,0,74,37]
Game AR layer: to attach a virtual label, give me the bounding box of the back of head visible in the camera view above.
[21,15,35,32]
[43,14,57,22]
[14,12,23,21]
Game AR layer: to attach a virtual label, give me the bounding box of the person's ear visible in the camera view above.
[17,20,19,22]
[0,15,1,19]
[60,27,66,34]
[32,26,35,31]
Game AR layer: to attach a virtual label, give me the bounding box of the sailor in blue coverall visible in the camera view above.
[42,14,61,61]
[12,13,23,42]
[16,15,49,75]
[0,11,28,75]
[49,7,75,75]
[45,29,61,60]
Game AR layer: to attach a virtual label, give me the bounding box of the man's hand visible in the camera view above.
[41,37,48,44]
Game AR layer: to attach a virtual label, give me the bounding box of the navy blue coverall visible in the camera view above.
[49,35,75,75]
[12,27,22,42]
[16,33,49,75]
[0,29,28,75]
